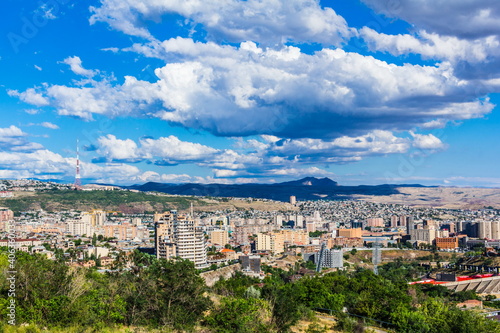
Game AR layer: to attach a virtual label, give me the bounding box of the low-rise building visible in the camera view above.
[99,256,114,267]
[435,237,459,249]
[338,228,363,238]
[456,300,483,309]
[240,255,261,273]
[0,238,42,249]
[220,248,238,260]
[411,228,449,244]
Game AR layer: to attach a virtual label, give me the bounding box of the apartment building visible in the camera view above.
[278,229,309,245]
[0,208,14,232]
[65,219,94,236]
[256,232,285,254]
[155,211,207,269]
[210,229,229,246]
[101,222,148,241]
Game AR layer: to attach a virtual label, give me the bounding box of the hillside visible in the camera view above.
[0,189,296,214]
[0,190,205,213]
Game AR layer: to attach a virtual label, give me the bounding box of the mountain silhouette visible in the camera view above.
[123,177,411,201]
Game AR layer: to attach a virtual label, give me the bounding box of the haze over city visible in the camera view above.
[1,0,500,186]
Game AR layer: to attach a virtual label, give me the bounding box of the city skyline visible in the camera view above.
[1,0,500,187]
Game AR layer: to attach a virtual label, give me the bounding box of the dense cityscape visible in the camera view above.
[2,179,500,331]
[2,0,500,332]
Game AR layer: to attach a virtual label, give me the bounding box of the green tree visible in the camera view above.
[144,258,212,329]
[205,297,273,333]
[213,271,260,298]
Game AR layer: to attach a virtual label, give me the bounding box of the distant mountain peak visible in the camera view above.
[123,176,405,201]
[280,177,338,187]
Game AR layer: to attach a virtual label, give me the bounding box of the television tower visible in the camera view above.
[74,139,82,189]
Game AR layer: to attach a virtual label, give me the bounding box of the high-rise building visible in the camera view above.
[492,221,500,240]
[0,208,14,232]
[81,210,107,227]
[155,211,207,269]
[390,216,399,228]
[367,218,384,227]
[406,217,415,235]
[391,215,410,228]
[399,216,407,227]
[423,219,438,228]
[306,221,316,233]
[462,221,479,238]
[65,219,94,236]
[289,196,296,205]
[314,248,343,269]
[295,215,304,228]
[479,221,493,239]
[274,215,283,226]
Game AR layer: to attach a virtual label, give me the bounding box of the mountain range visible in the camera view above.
[123,177,425,202]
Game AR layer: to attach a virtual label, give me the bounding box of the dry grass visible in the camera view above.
[352,187,500,209]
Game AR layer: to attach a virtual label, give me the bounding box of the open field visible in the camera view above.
[352,186,500,209]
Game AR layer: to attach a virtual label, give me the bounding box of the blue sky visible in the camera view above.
[1,0,499,186]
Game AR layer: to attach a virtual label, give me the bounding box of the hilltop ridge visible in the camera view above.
[124,177,404,201]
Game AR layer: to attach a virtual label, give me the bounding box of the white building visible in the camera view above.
[155,212,207,269]
[65,219,94,236]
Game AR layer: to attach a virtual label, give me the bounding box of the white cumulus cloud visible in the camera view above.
[12,42,494,139]
[62,56,97,77]
[90,0,354,46]
[0,125,43,152]
[411,132,447,150]
[361,0,500,39]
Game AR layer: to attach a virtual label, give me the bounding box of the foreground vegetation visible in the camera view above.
[1,250,499,332]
